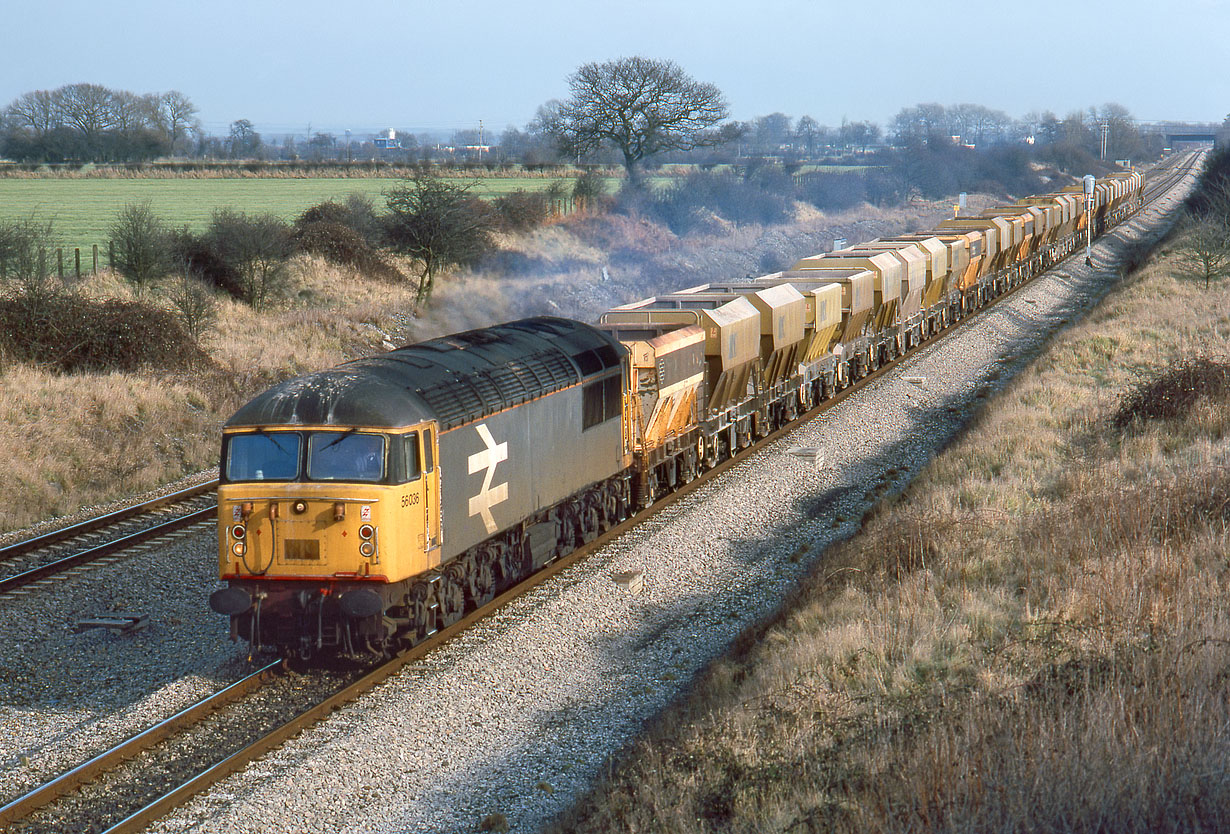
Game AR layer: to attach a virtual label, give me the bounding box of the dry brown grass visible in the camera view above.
[549,252,1230,831]
[0,257,419,534]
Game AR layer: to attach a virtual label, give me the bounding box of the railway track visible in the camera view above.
[0,151,1201,834]
[0,481,218,598]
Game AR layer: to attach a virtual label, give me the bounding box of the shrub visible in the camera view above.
[0,288,206,373]
[1112,357,1230,430]
[571,169,610,212]
[649,169,794,234]
[109,201,173,294]
[0,216,58,293]
[203,209,295,311]
[295,220,405,281]
[165,270,220,344]
[295,193,383,247]
[492,189,550,231]
[797,172,868,211]
[168,226,246,300]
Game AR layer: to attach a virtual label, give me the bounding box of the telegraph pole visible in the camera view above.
[1084,174,1096,266]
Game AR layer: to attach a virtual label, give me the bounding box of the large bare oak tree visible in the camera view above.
[544,56,731,186]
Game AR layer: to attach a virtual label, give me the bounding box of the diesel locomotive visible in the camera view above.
[210,167,1145,657]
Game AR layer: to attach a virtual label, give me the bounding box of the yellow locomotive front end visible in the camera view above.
[211,423,441,656]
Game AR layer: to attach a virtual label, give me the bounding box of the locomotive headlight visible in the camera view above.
[232,541,247,557]
[358,524,375,540]
[231,524,246,540]
[292,500,308,515]
[359,541,376,558]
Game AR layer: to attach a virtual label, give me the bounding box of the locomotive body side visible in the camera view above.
[211,317,632,656]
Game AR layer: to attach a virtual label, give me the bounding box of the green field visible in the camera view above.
[0,177,588,253]
[0,164,866,255]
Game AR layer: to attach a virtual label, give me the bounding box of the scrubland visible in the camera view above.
[0,196,963,535]
[546,242,1230,831]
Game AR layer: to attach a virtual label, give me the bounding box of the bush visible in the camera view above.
[649,169,794,233]
[492,189,550,231]
[1112,357,1230,430]
[0,216,58,292]
[109,201,173,294]
[168,226,246,300]
[295,193,383,247]
[0,288,206,373]
[165,270,220,344]
[295,220,405,281]
[571,169,610,212]
[797,172,868,211]
[203,210,295,311]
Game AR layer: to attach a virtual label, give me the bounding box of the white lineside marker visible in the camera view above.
[903,376,927,385]
[787,446,826,470]
[611,570,645,594]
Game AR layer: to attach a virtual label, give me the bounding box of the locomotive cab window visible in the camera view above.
[388,432,421,483]
[225,432,301,482]
[423,428,434,472]
[307,431,386,482]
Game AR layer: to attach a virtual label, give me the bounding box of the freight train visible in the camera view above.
[210,168,1144,658]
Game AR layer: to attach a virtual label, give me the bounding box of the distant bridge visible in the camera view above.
[1137,121,1222,147]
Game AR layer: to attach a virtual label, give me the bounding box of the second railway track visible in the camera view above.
[0,482,218,597]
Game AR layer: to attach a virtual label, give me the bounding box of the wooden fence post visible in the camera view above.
[57,248,64,279]
[93,244,99,274]
[108,240,114,269]
[75,248,81,279]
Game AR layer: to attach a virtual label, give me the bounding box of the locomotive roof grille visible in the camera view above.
[224,317,625,431]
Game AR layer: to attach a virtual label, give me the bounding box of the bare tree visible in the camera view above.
[59,83,116,142]
[167,268,219,343]
[228,119,262,159]
[839,120,881,153]
[6,89,62,135]
[542,56,731,185]
[794,116,827,156]
[109,201,172,294]
[383,174,495,305]
[157,91,198,151]
[205,210,293,310]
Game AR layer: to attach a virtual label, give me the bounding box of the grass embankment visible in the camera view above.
[549,248,1230,829]
[0,262,425,533]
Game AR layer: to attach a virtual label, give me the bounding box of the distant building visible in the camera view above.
[373,129,402,150]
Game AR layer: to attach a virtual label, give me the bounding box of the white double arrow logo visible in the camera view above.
[467,423,509,535]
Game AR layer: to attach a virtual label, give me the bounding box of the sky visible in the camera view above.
[2,0,1226,139]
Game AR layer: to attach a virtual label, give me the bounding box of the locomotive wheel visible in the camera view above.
[603,482,623,527]
[581,499,601,543]
[468,548,497,607]
[439,566,466,628]
[407,582,435,644]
